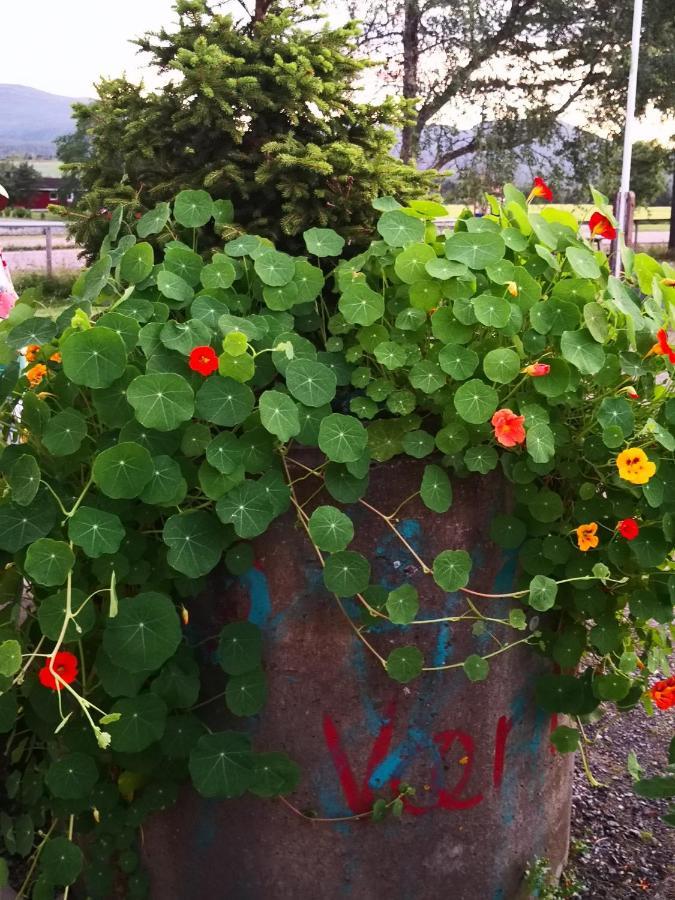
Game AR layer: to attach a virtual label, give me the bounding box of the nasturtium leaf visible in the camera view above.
[254,250,295,287]
[218,622,262,676]
[409,360,445,393]
[565,246,601,279]
[61,327,127,389]
[68,507,124,558]
[386,646,424,683]
[490,515,527,549]
[249,751,301,798]
[40,837,83,886]
[526,423,555,464]
[46,753,98,799]
[438,344,479,380]
[224,542,254,576]
[308,506,354,552]
[189,731,254,799]
[119,242,154,284]
[127,372,194,432]
[42,409,88,457]
[0,640,21,677]
[464,445,498,474]
[219,352,255,382]
[165,246,203,286]
[303,227,345,257]
[394,243,435,283]
[597,397,634,436]
[7,455,40,506]
[103,591,182,673]
[483,348,521,384]
[226,669,267,717]
[201,261,236,291]
[528,489,564,523]
[93,442,154,499]
[160,318,211,355]
[420,464,452,513]
[97,312,140,352]
[140,455,188,506]
[292,259,324,304]
[0,493,56,552]
[386,584,419,625]
[402,430,434,458]
[425,258,469,280]
[174,189,214,228]
[550,726,580,753]
[593,672,631,701]
[433,550,472,592]
[528,575,558,611]
[163,511,224,578]
[583,302,609,343]
[7,316,56,350]
[157,270,194,305]
[212,198,234,225]
[24,539,74,587]
[216,480,274,538]
[0,690,17,734]
[136,202,171,238]
[453,379,499,424]
[473,294,511,328]
[445,232,505,269]
[560,329,605,375]
[259,390,300,442]
[285,359,337,408]
[160,713,205,759]
[373,342,407,370]
[339,283,385,326]
[377,211,425,247]
[108,693,168,752]
[195,377,254,426]
[318,413,368,463]
[205,433,242,475]
[323,550,371,597]
[463,654,489,682]
[37,588,95,642]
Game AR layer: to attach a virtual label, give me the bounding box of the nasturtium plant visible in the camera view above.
[0,182,673,896]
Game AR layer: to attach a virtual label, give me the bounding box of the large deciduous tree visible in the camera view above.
[64,0,431,256]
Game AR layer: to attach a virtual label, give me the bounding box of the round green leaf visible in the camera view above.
[483,348,521,384]
[254,250,295,287]
[165,246,204,286]
[593,672,631,701]
[37,589,95,642]
[68,507,125,558]
[174,189,214,228]
[560,330,605,375]
[318,414,368,463]
[464,445,498,474]
[409,361,445,393]
[93,442,154,499]
[25,539,74,587]
[339,283,385,326]
[0,640,21,677]
[40,837,83,886]
[377,211,425,247]
[323,550,371,597]
[225,542,254,575]
[195,377,255,426]
[420,464,452,513]
[386,646,424,683]
[249,752,301,798]
[438,344,479,380]
[285,359,337,407]
[489,515,527,549]
[46,753,98,799]
[473,294,511,328]
[453,379,499,424]
[206,433,242,475]
[259,390,300,442]
[189,731,254,799]
[550,725,580,753]
[42,409,88,457]
[565,246,601,279]
[463,654,489,682]
[136,202,171,238]
[303,227,345,257]
[308,506,354,552]
[201,260,236,291]
[386,584,419,625]
[96,312,140,352]
[528,489,564,523]
[108,693,168,752]
[394,243,435,283]
[226,669,267,717]
[433,550,472,592]
[163,511,224,578]
[157,270,194,305]
[7,455,41,506]
[103,591,182,673]
[216,480,274,538]
[140,455,188,506]
[526,423,555,464]
[0,493,57,552]
[528,575,558,611]
[218,622,262,676]
[402,430,434,458]
[127,373,194,432]
[119,242,154,284]
[445,232,505,269]
[160,318,211,355]
[61,327,127,389]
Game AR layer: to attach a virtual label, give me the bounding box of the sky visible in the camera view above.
[0,0,671,144]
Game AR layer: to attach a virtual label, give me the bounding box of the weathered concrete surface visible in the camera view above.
[145,458,574,900]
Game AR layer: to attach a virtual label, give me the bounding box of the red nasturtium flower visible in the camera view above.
[588,212,617,241]
[646,328,675,364]
[491,408,526,447]
[522,362,550,377]
[617,518,640,540]
[189,345,218,376]
[650,676,675,711]
[38,651,78,691]
[527,177,553,202]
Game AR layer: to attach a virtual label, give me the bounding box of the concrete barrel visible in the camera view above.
[145,457,573,900]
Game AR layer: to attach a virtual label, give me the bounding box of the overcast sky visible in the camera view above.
[0,0,671,143]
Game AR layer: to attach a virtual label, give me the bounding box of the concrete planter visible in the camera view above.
[145,458,573,900]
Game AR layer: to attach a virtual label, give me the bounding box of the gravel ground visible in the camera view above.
[569,701,675,899]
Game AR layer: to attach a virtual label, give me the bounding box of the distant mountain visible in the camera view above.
[0,85,91,157]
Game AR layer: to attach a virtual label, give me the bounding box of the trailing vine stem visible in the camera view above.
[279,789,409,824]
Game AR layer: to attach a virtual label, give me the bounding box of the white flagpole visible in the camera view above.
[612,0,644,276]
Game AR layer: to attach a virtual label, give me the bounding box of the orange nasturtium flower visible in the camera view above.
[49,351,62,363]
[576,522,599,552]
[588,212,617,241]
[506,281,519,297]
[645,328,675,364]
[527,177,552,202]
[522,362,550,377]
[650,676,675,711]
[616,447,656,485]
[25,364,48,388]
[24,344,41,363]
[491,408,526,447]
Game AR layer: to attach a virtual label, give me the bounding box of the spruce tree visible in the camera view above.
[65,0,432,255]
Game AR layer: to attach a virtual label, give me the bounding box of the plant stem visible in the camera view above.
[15,819,58,899]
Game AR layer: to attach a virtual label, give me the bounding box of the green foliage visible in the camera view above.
[0,181,673,897]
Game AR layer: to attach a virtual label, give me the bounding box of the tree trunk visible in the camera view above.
[400,0,421,165]
[669,164,675,250]
[254,0,272,22]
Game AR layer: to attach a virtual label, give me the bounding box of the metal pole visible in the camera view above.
[612,0,644,276]
[45,226,53,278]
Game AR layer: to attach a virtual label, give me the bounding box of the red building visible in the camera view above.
[23,178,72,210]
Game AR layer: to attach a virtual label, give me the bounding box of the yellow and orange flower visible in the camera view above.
[24,344,41,363]
[25,364,48,388]
[645,329,675,364]
[576,522,599,552]
[522,362,550,377]
[506,281,519,297]
[650,676,675,711]
[616,447,656,485]
[527,177,553,203]
[49,351,62,363]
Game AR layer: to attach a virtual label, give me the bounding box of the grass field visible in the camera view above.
[443,204,671,223]
[0,158,62,177]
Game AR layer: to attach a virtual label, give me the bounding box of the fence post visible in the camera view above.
[44,226,53,277]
